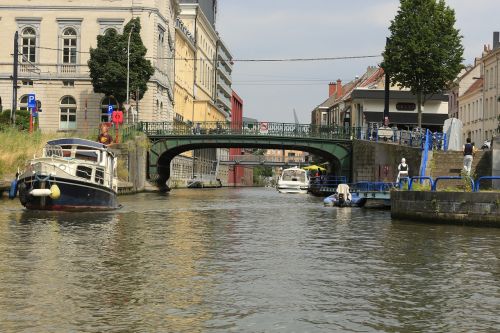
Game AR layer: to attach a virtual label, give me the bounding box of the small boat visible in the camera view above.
[277,166,309,194]
[323,184,367,207]
[15,138,120,211]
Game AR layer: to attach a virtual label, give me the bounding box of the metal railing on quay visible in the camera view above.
[351,125,448,151]
[474,176,500,192]
[309,176,347,187]
[396,175,497,192]
[351,181,397,192]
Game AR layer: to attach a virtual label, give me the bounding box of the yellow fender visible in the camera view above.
[49,184,61,199]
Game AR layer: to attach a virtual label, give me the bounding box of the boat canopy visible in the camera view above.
[46,138,108,150]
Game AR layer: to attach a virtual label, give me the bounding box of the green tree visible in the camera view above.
[383,0,464,128]
[88,18,154,108]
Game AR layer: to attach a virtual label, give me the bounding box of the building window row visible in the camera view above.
[484,67,498,90]
[19,20,124,66]
[18,95,120,130]
[19,25,79,65]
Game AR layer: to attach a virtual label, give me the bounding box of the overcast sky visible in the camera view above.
[216,0,499,123]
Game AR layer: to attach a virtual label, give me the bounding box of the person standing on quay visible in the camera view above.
[98,123,113,145]
[396,158,409,183]
[463,137,477,175]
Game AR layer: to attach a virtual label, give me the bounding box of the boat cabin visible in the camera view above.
[41,138,118,191]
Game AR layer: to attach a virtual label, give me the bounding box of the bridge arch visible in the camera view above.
[147,135,352,191]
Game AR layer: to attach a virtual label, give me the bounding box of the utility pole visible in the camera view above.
[383,37,390,127]
[136,87,139,121]
[126,24,135,123]
[11,31,19,125]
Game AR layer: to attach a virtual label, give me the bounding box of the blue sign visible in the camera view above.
[27,93,36,108]
[108,105,114,115]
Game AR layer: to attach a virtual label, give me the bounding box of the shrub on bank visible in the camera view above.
[0,110,30,131]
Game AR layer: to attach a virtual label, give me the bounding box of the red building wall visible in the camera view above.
[228,91,250,186]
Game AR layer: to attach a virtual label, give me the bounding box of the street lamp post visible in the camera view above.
[126,24,135,123]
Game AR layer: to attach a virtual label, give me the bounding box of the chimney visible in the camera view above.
[336,79,343,98]
[494,31,500,50]
[328,82,337,97]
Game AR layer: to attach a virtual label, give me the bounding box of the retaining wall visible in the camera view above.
[391,191,500,226]
[352,140,422,182]
[109,136,148,194]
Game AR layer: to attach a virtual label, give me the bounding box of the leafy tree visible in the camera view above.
[382,0,464,128]
[88,18,154,108]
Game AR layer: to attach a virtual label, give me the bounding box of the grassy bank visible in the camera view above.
[0,129,67,179]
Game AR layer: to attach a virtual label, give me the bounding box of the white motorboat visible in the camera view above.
[277,166,309,194]
[15,138,120,211]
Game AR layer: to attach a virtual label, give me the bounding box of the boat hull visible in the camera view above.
[323,194,367,207]
[277,187,308,194]
[18,175,119,211]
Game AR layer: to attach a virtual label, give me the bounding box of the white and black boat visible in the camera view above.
[15,138,120,211]
[277,166,309,194]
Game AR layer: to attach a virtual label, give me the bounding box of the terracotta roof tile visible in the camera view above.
[462,78,483,97]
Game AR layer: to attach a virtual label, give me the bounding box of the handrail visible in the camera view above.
[398,176,410,189]
[474,176,500,192]
[408,176,434,190]
[432,176,474,192]
[350,181,396,192]
[309,176,347,188]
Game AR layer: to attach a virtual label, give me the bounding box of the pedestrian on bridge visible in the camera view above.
[194,123,201,135]
[396,158,409,183]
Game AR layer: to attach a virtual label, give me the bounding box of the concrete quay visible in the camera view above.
[391,191,500,227]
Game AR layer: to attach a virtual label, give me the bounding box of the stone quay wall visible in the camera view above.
[352,140,422,183]
[109,136,149,194]
[391,191,500,226]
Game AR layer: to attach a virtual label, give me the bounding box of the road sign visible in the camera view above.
[108,105,114,115]
[27,93,36,108]
[123,103,131,111]
[112,110,123,124]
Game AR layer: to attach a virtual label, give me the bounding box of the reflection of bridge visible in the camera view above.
[218,155,308,166]
[138,121,353,191]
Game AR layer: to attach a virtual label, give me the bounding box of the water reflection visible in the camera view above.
[0,190,500,332]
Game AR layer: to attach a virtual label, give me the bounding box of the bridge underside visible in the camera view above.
[147,135,352,191]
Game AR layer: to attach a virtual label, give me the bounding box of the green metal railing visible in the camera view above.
[139,121,356,140]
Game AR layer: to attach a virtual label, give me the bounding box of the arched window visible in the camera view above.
[101,96,117,123]
[19,95,29,111]
[60,96,77,130]
[21,27,36,63]
[62,28,77,64]
[160,102,163,118]
[158,27,165,70]
[103,28,117,36]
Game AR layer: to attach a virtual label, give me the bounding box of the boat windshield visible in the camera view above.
[44,145,64,158]
[281,169,306,182]
[75,146,98,162]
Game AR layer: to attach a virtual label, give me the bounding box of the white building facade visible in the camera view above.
[482,32,500,141]
[0,0,178,133]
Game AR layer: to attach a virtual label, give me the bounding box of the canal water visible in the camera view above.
[0,188,499,332]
